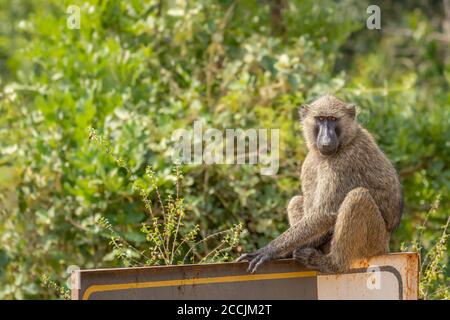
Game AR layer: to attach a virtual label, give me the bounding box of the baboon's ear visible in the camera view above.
[299,104,310,121]
[346,104,356,119]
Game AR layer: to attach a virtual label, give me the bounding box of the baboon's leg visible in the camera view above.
[294,187,388,273]
[287,195,304,226]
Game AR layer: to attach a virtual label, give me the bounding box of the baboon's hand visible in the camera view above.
[236,245,277,273]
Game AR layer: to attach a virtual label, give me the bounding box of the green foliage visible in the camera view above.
[0,0,449,299]
[89,127,243,267]
[419,217,450,300]
[402,195,450,300]
[40,274,71,300]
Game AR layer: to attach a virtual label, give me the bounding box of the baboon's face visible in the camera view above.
[300,95,357,156]
[314,115,340,156]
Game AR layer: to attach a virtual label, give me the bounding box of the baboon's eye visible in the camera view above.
[318,116,325,122]
[329,116,337,121]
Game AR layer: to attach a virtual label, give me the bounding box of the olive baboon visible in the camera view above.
[237,94,403,273]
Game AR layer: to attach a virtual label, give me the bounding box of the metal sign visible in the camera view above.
[71,253,418,300]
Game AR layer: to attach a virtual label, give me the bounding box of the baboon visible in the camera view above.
[237,94,403,273]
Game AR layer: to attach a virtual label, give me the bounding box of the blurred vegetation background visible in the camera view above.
[0,0,449,299]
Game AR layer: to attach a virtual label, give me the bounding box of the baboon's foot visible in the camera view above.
[293,248,318,266]
[293,248,346,274]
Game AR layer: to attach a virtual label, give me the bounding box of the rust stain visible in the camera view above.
[351,258,369,269]
[404,252,419,300]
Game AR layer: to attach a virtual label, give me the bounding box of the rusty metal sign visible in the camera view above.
[71,252,418,300]
[317,252,419,299]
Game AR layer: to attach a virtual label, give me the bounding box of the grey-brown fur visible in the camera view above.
[238,94,403,273]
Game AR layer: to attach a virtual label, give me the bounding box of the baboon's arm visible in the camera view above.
[268,211,336,257]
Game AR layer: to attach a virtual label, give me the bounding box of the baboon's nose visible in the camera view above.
[322,136,332,146]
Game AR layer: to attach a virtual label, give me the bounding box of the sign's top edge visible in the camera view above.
[75,253,418,274]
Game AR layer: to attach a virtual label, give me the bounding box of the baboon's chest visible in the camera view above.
[304,161,356,213]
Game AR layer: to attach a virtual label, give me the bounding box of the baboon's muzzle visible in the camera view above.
[316,120,338,156]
